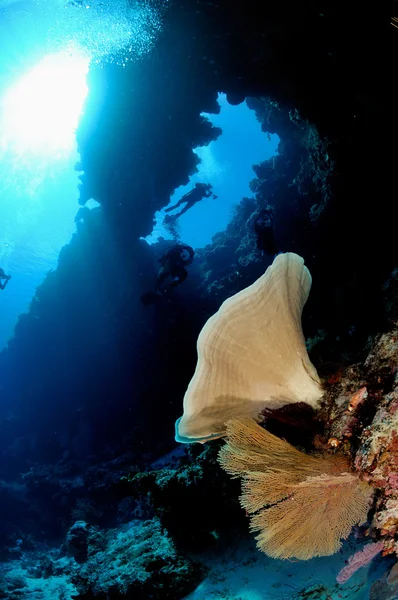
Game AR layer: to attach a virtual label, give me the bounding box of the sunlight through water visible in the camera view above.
[0,0,166,348]
[1,47,89,156]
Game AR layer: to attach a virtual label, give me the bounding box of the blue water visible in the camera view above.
[0,162,80,349]
[0,1,277,348]
[147,92,279,248]
[0,0,159,350]
[0,85,277,350]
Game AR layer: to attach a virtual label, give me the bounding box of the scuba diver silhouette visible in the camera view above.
[164,183,216,221]
[253,207,278,256]
[141,244,195,306]
[0,267,11,291]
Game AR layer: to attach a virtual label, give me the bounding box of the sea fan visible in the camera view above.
[218,417,373,559]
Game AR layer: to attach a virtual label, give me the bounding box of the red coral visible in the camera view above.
[341,415,360,438]
[389,431,398,452]
[388,473,398,490]
[328,369,344,385]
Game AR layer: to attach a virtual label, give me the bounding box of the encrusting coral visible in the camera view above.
[320,328,398,559]
[0,518,203,600]
[218,417,373,559]
[175,252,323,443]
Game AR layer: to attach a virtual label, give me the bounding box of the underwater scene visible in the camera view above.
[0,1,397,599]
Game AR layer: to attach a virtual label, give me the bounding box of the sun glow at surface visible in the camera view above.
[0,0,166,349]
[1,49,89,156]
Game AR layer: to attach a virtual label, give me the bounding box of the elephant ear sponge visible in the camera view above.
[175,252,323,444]
[218,418,374,560]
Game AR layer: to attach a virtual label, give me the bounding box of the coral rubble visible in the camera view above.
[0,518,203,599]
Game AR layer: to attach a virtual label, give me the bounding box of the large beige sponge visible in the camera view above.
[175,252,323,443]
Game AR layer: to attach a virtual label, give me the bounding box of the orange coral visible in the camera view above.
[218,417,374,560]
